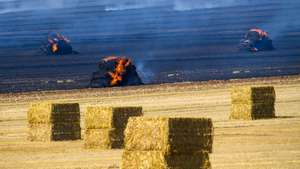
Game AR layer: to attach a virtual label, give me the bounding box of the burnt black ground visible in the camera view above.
[0,0,300,93]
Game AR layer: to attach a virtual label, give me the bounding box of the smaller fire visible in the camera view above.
[239,28,274,52]
[41,32,78,55]
[249,28,268,39]
[51,43,59,53]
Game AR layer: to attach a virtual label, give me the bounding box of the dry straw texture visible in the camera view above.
[84,128,123,149]
[28,123,81,141]
[231,103,275,120]
[85,106,143,129]
[230,86,276,120]
[124,117,213,154]
[28,102,80,124]
[122,151,211,169]
[28,123,52,142]
[27,102,81,141]
[84,106,143,149]
[231,86,275,104]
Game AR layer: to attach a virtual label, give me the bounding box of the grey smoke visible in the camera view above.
[173,0,239,11]
[136,60,154,84]
[258,3,297,40]
[0,0,255,14]
[0,0,296,45]
[0,0,80,14]
[104,0,169,11]
[104,0,247,11]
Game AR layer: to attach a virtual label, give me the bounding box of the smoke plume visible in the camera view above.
[0,0,259,14]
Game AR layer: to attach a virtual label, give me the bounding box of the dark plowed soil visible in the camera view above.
[0,0,299,93]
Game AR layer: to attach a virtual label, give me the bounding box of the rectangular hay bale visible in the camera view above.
[230,86,276,120]
[122,150,211,169]
[27,102,80,124]
[231,86,276,104]
[124,117,213,154]
[28,123,81,141]
[230,102,275,120]
[27,123,52,142]
[85,106,143,129]
[84,128,123,149]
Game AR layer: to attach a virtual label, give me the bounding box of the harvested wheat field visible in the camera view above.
[0,75,300,169]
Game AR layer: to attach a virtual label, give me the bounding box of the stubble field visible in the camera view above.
[0,75,300,169]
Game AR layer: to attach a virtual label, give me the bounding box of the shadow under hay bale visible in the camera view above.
[122,117,213,169]
[230,86,276,120]
[84,106,143,149]
[27,102,81,141]
[124,117,213,154]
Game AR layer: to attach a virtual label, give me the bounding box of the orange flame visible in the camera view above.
[108,58,131,86]
[250,28,268,38]
[51,43,58,53]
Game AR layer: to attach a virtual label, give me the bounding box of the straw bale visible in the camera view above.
[28,123,81,141]
[231,86,275,104]
[85,106,143,129]
[124,117,213,154]
[122,150,211,169]
[28,123,52,142]
[230,103,275,120]
[84,128,123,149]
[27,102,80,124]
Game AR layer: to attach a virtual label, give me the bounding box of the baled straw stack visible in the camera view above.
[28,123,81,141]
[230,86,276,120]
[85,107,143,129]
[28,102,80,123]
[27,102,81,141]
[84,106,143,149]
[84,128,123,149]
[124,117,213,154]
[27,123,52,142]
[122,117,213,169]
[231,86,276,104]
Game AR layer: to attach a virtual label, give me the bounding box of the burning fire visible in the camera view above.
[250,28,268,38]
[51,43,58,53]
[47,33,71,54]
[108,57,132,86]
[90,56,143,88]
